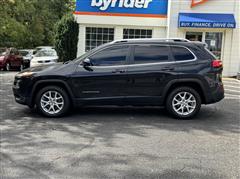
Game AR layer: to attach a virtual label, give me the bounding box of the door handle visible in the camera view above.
[112,69,126,74]
[162,67,174,71]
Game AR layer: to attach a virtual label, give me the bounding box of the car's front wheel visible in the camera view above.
[166,87,201,119]
[36,86,70,117]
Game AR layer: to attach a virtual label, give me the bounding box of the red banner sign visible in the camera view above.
[191,0,208,7]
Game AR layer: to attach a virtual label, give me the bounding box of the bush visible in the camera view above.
[54,14,79,62]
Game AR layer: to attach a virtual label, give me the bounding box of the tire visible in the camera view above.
[5,63,10,71]
[19,64,24,71]
[166,87,201,119]
[36,86,70,117]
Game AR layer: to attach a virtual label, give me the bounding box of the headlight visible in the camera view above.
[16,71,35,78]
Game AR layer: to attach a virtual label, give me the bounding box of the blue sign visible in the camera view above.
[75,0,168,17]
[179,13,236,29]
[180,22,236,28]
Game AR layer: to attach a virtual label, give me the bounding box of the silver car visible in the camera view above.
[30,49,58,67]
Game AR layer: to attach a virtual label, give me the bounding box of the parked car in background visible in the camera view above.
[0,48,23,71]
[19,49,34,69]
[32,46,55,56]
[35,46,54,51]
[13,39,224,118]
[30,49,58,67]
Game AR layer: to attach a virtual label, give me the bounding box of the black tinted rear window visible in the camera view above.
[171,46,195,61]
[134,46,169,64]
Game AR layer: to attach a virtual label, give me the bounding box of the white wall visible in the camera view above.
[75,13,168,56]
[76,24,167,56]
[168,0,240,76]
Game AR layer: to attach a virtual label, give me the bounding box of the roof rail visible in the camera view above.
[192,41,208,48]
[111,38,190,44]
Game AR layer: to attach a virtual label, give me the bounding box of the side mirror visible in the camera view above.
[82,58,93,71]
[82,58,92,67]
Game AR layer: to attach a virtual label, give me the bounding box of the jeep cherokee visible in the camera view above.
[13,39,224,119]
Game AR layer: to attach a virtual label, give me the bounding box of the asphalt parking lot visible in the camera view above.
[0,71,239,179]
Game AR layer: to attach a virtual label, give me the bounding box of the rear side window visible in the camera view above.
[134,46,170,64]
[171,46,195,61]
[204,47,218,60]
[89,46,128,66]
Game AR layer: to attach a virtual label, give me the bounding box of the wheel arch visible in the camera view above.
[30,80,75,107]
[162,79,207,105]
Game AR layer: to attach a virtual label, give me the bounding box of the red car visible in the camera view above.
[0,48,24,71]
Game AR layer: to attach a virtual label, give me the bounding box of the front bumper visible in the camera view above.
[12,76,34,107]
[13,87,30,106]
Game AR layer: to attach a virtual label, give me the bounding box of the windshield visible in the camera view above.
[19,51,29,56]
[35,50,57,57]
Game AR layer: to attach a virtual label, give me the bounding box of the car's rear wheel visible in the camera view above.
[36,86,70,117]
[166,87,201,119]
[5,63,10,71]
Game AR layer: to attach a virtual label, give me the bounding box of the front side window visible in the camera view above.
[85,27,114,52]
[171,46,195,61]
[134,46,170,64]
[89,46,128,66]
[123,29,152,39]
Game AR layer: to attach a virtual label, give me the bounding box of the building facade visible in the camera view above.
[74,0,239,76]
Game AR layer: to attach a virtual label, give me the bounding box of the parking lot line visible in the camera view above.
[224,85,240,89]
[225,89,240,93]
[223,81,240,85]
[223,78,240,82]
[225,93,240,98]
[223,79,240,84]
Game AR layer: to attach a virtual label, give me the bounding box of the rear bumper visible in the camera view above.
[206,83,224,104]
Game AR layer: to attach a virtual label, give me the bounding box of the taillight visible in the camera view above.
[212,60,223,68]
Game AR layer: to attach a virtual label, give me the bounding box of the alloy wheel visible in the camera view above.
[40,91,64,115]
[20,64,24,71]
[6,63,10,71]
[172,92,197,116]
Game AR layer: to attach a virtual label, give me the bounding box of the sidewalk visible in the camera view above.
[223,78,240,100]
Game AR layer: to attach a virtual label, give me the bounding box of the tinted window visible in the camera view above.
[89,46,128,66]
[171,46,195,61]
[134,46,169,64]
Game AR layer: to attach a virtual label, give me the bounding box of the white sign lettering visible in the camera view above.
[91,0,153,11]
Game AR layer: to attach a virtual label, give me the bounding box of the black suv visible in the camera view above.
[13,39,224,119]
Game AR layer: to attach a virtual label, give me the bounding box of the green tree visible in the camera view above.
[0,0,74,48]
[54,13,79,62]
